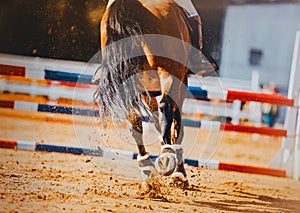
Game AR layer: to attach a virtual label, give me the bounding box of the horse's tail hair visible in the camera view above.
[94,0,149,122]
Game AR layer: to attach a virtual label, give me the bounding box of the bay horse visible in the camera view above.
[93,0,192,184]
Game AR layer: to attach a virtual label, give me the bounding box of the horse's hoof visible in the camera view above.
[169,172,189,188]
[155,152,177,176]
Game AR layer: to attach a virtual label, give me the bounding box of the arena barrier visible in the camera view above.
[0,139,286,177]
[0,57,293,136]
[0,52,299,179]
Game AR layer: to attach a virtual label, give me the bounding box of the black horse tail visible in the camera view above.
[94,0,149,122]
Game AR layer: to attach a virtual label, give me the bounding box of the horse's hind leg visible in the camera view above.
[153,68,179,176]
[158,72,188,182]
[159,102,187,181]
[171,77,188,179]
[128,108,158,180]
